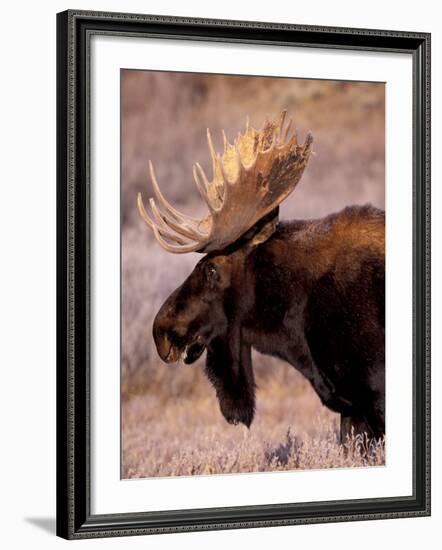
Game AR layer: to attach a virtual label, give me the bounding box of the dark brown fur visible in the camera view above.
[152,204,385,440]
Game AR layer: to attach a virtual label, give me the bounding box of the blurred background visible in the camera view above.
[121,70,385,478]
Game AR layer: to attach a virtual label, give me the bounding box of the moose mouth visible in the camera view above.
[181,337,206,364]
[163,335,206,365]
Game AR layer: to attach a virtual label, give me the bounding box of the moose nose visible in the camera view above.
[152,319,181,363]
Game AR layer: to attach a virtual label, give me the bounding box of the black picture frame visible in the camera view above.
[56,9,431,540]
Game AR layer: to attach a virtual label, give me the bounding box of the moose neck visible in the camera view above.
[239,219,312,351]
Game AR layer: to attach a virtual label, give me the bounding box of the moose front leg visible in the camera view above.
[205,331,255,428]
[287,338,353,416]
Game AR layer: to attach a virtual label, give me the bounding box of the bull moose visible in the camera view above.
[137,111,385,442]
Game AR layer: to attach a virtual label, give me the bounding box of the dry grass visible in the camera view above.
[121,71,385,478]
[122,356,385,478]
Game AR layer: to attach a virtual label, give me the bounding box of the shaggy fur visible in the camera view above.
[152,204,385,440]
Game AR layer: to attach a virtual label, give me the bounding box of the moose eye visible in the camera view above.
[205,264,218,280]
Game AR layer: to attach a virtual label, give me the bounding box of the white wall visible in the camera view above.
[0,1,439,548]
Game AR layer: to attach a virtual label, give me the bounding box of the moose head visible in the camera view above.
[138,111,313,427]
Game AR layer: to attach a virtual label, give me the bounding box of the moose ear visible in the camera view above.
[248,216,277,247]
[244,206,279,250]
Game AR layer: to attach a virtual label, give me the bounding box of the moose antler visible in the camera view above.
[137,110,313,254]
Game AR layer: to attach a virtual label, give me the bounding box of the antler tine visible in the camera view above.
[278,110,287,143]
[193,164,213,210]
[149,162,200,225]
[221,129,229,153]
[283,117,293,144]
[149,198,203,242]
[303,132,314,154]
[137,193,190,246]
[220,137,241,191]
[149,162,207,240]
[150,221,201,254]
[194,162,210,194]
[206,128,217,172]
[206,128,228,205]
[261,126,277,153]
[204,160,226,209]
[137,192,155,230]
[155,226,194,246]
[193,164,207,200]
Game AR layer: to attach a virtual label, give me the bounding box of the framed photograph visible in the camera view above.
[56,10,431,539]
